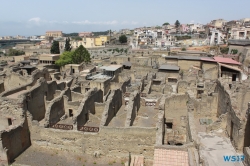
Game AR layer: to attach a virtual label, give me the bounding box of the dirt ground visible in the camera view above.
[12,146,127,166]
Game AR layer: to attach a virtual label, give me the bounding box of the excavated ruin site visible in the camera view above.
[1,50,250,166]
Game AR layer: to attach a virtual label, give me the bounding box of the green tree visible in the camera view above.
[72,45,91,64]
[163,22,170,26]
[50,41,60,54]
[55,51,73,67]
[175,20,180,28]
[119,35,127,43]
[64,38,72,51]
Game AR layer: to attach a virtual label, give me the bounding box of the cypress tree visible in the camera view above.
[64,37,72,51]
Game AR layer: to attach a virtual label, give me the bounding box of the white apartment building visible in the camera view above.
[210,29,224,45]
[230,27,250,40]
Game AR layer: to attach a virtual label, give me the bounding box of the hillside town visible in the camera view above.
[0,17,250,166]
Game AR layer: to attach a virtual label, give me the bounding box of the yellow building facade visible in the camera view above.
[94,36,110,46]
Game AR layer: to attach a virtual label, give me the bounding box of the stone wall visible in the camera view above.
[125,91,140,127]
[157,71,179,83]
[111,78,131,93]
[63,96,81,118]
[0,56,14,61]
[57,81,66,91]
[215,80,250,151]
[101,89,123,126]
[202,62,218,80]
[25,79,48,121]
[71,91,84,101]
[30,125,156,165]
[177,81,188,94]
[178,60,201,71]
[46,81,58,101]
[0,82,5,94]
[0,99,31,164]
[163,84,173,94]
[187,112,198,145]
[45,90,67,126]
[243,147,250,166]
[155,97,165,145]
[1,68,51,98]
[1,117,31,164]
[75,88,103,126]
[165,94,189,143]
[90,79,111,96]
[151,85,163,94]
[3,72,30,91]
[142,80,152,96]
[190,93,218,118]
[228,45,245,57]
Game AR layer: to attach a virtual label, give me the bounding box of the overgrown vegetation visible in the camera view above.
[220,47,229,54]
[181,48,186,51]
[8,49,25,56]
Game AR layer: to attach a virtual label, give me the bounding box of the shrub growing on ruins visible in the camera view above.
[231,49,238,54]
[181,48,186,51]
[55,51,73,67]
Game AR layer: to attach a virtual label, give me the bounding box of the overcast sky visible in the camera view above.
[0,0,250,36]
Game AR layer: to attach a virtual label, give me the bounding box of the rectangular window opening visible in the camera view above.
[165,122,173,129]
[8,118,12,126]
[69,109,73,117]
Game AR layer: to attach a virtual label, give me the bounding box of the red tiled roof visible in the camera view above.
[153,148,189,166]
[213,57,241,65]
[201,57,241,65]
